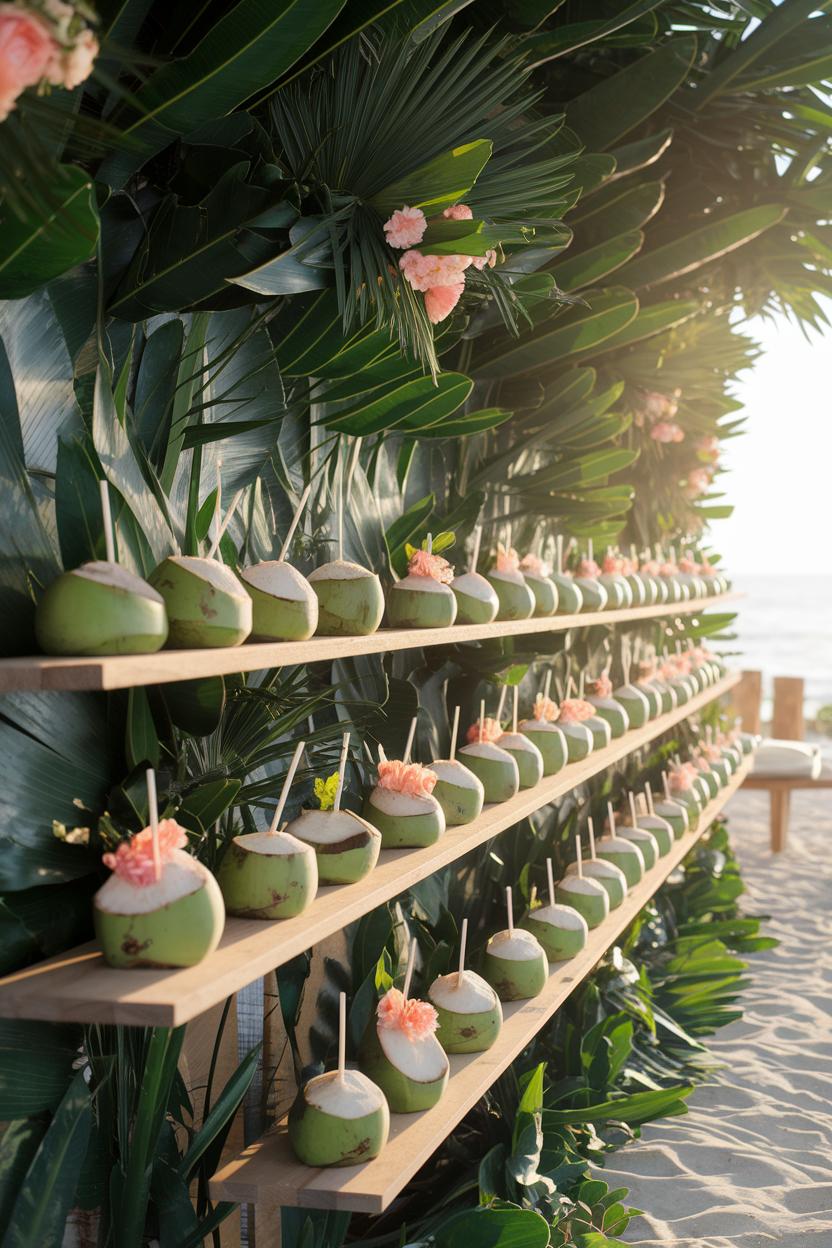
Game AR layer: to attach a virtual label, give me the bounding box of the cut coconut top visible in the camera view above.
[308,559,377,582]
[429,969,499,1014]
[429,759,484,792]
[240,561,313,602]
[378,1026,449,1083]
[637,815,672,833]
[567,858,626,883]
[75,561,165,603]
[488,568,525,587]
[528,903,588,932]
[450,572,498,602]
[619,827,658,847]
[367,785,439,818]
[303,1068,386,1118]
[558,875,607,898]
[95,849,210,915]
[654,799,685,815]
[498,732,541,755]
[169,555,248,598]
[518,718,562,735]
[289,808,379,846]
[614,684,648,700]
[560,721,592,736]
[232,830,314,856]
[459,741,516,764]
[522,570,553,585]
[599,837,644,859]
[588,697,621,710]
[392,573,452,595]
[487,929,543,961]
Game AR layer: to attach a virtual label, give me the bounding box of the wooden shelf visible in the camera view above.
[0,673,739,1028]
[209,755,752,1214]
[0,593,739,693]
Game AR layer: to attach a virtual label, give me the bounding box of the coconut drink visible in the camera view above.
[387,533,457,629]
[94,770,224,969]
[37,480,170,656]
[556,834,610,929]
[430,707,485,826]
[150,556,252,648]
[309,560,384,636]
[615,812,659,871]
[573,550,609,613]
[361,942,449,1113]
[667,763,703,829]
[693,752,721,800]
[459,702,520,803]
[289,993,389,1167]
[519,551,558,617]
[598,550,632,609]
[613,682,651,728]
[551,534,584,614]
[450,525,500,624]
[574,672,612,751]
[565,816,627,909]
[486,539,535,621]
[623,549,649,607]
[428,919,502,1052]
[238,484,318,641]
[218,741,319,918]
[497,687,544,789]
[484,888,548,1001]
[624,791,673,857]
[287,734,381,884]
[522,858,588,961]
[556,690,596,763]
[519,678,568,775]
[586,672,630,739]
[633,660,662,720]
[651,776,689,839]
[364,722,445,848]
[596,804,645,888]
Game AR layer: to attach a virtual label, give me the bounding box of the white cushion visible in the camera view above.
[752,739,822,779]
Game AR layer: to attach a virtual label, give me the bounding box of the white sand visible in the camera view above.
[602,787,832,1246]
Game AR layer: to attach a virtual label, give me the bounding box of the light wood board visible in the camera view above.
[0,672,739,1027]
[209,757,753,1214]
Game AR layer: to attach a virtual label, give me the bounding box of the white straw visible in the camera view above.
[402,937,417,1001]
[427,532,433,555]
[449,706,460,762]
[479,699,486,744]
[146,768,161,882]
[506,886,514,936]
[338,991,346,1080]
[457,917,468,985]
[268,740,305,834]
[99,479,115,563]
[588,817,597,859]
[213,458,223,556]
[470,525,482,575]
[663,770,672,800]
[278,483,312,562]
[403,716,417,765]
[578,670,585,699]
[512,685,519,735]
[377,743,387,763]
[576,834,583,878]
[333,732,350,812]
[207,489,243,560]
[546,858,555,908]
[556,534,564,573]
[496,685,508,725]
[628,791,638,827]
[337,464,344,562]
[645,782,655,815]
[588,537,593,563]
[543,671,553,702]
[607,800,616,837]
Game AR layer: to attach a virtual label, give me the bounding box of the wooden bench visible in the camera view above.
[733,672,832,851]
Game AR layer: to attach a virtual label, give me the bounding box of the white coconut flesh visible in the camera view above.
[451,572,496,601]
[304,1068,386,1118]
[567,859,625,883]
[518,719,560,734]
[656,800,686,817]
[523,572,550,586]
[378,1027,449,1082]
[171,555,248,598]
[461,741,515,764]
[615,684,644,699]
[590,697,621,712]
[530,903,587,931]
[74,561,165,602]
[498,733,539,755]
[289,809,377,845]
[95,849,209,915]
[392,574,450,595]
[368,786,439,817]
[308,560,375,582]
[487,929,543,961]
[429,970,498,1014]
[430,760,482,790]
[489,568,526,587]
[232,830,312,856]
[240,561,312,602]
[601,837,643,859]
[638,816,671,833]
[558,876,606,899]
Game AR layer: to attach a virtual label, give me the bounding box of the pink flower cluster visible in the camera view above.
[637,659,656,681]
[377,759,437,798]
[519,552,549,577]
[684,466,713,499]
[590,674,612,699]
[407,548,453,583]
[577,557,601,577]
[377,988,438,1039]
[102,818,187,887]
[558,698,595,724]
[0,1,98,121]
[495,543,520,575]
[651,421,685,444]
[384,202,497,324]
[532,694,560,722]
[669,762,699,793]
[466,716,503,744]
[639,390,679,423]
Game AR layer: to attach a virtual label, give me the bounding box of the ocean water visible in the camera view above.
[729,574,832,718]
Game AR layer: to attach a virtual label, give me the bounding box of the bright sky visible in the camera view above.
[715,307,832,574]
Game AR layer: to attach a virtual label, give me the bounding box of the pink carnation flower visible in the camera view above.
[590,674,612,699]
[651,421,685,444]
[407,548,454,583]
[0,4,54,120]
[641,558,660,576]
[678,555,698,574]
[384,206,427,250]
[470,248,497,271]
[659,561,678,577]
[443,203,473,221]
[495,542,520,575]
[58,25,97,89]
[558,698,594,724]
[532,695,560,722]
[696,435,720,461]
[377,988,438,1038]
[519,553,549,577]
[684,467,711,499]
[602,553,622,574]
[424,281,464,324]
[399,249,468,292]
[466,717,503,744]
[377,759,437,798]
[577,558,600,577]
[102,818,188,887]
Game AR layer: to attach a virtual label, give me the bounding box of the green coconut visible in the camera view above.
[598,574,628,609]
[587,697,630,739]
[668,678,692,706]
[486,569,535,621]
[308,559,385,636]
[739,732,758,756]
[522,571,558,617]
[285,808,381,885]
[149,555,252,648]
[653,799,688,839]
[217,830,318,919]
[632,814,673,856]
[710,758,733,787]
[671,789,702,829]
[551,574,583,614]
[626,574,649,607]
[94,851,225,969]
[522,903,588,962]
[430,759,484,825]
[483,929,548,1001]
[458,741,520,804]
[450,571,499,625]
[555,875,610,929]
[660,575,684,604]
[363,785,446,849]
[560,722,594,763]
[428,970,503,1053]
[496,732,544,789]
[565,857,627,909]
[652,576,670,604]
[586,716,612,752]
[360,1015,449,1113]
[574,577,608,612]
[617,824,659,871]
[696,767,721,800]
[239,560,318,642]
[596,836,645,888]
[650,681,676,715]
[387,574,457,629]
[36,561,169,656]
[518,720,567,775]
[613,684,651,729]
[288,1069,389,1167]
[634,681,662,720]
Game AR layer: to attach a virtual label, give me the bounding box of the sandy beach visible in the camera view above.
[602,787,832,1247]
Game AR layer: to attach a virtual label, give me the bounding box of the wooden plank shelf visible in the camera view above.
[0,593,738,693]
[0,673,739,1028]
[209,755,752,1215]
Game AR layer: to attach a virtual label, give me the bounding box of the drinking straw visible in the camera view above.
[333,732,350,812]
[268,740,305,835]
[100,479,115,563]
[457,918,468,987]
[402,937,417,1000]
[403,716,417,765]
[278,483,312,562]
[449,706,460,762]
[146,768,161,882]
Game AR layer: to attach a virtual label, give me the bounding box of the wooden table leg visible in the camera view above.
[770,788,791,852]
